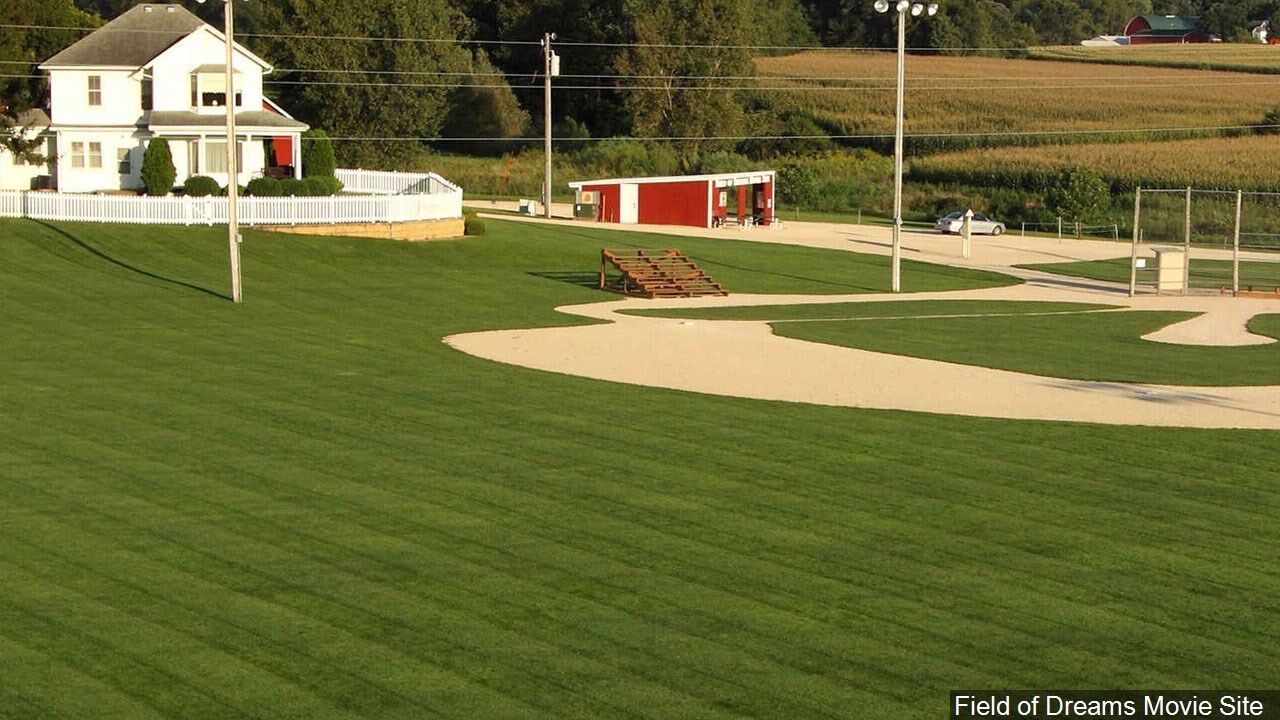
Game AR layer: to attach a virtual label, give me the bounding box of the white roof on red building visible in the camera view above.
[569,170,774,190]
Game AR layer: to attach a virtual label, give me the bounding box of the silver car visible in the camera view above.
[935,211,1005,236]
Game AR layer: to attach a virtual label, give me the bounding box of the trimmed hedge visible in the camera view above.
[463,211,486,236]
[183,175,220,197]
[244,176,343,197]
[140,140,176,197]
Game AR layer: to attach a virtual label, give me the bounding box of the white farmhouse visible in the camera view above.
[5,3,307,192]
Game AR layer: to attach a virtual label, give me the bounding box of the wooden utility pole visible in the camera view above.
[224,0,242,302]
[542,33,557,220]
[1129,187,1141,298]
[1233,189,1242,295]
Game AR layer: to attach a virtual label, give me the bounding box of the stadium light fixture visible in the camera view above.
[870,0,939,292]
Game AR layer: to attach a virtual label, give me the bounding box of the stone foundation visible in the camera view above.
[263,217,465,241]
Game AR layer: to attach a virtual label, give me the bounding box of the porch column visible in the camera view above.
[292,134,301,179]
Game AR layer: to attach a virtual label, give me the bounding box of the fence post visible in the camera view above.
[1057,216,1062,241]
[1113,224,1119,242]
[1021,222,1025,237]
[1233,189,1242,295]
[1183,186,1192,296]
[1129,187,1141,298]
[1075,221,1081,239]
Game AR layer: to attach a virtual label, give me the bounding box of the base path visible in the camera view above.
[447,219,1280,429]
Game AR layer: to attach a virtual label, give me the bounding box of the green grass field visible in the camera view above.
[3,218,1279,719]
[1021,257,1280,289]
[769,310,1280,386]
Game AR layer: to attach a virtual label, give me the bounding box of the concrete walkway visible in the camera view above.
[446,217,1280,429]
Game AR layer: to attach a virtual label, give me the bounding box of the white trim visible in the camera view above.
[569,170,775,190]
[262,96,295,120]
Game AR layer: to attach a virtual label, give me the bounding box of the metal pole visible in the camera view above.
[1233,189,1242,295]
[543,33,553,220]
[1057,216,1062,241]
[890,9,905,293]
[224,0,241,303]
[1182,186,1191,295]
[1129,187,1141,298]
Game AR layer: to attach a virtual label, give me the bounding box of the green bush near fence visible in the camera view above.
[182,175,220,197]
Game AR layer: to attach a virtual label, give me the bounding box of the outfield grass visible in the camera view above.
[621,299,1114,322]
[2,218,1279,719]
[772,310,1280,386]
[1021,256,1280,289]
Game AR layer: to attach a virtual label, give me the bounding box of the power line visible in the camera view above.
[307,122,1280,142]
[262,77,1280,92]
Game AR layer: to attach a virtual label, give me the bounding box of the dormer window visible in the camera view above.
[191,66,243,109]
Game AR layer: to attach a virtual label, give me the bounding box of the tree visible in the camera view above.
[239,0,473,167]
[615,0,756,168]
[140,139,176,196]
[1045,168,1109,221]
[301,129,336,178]
[438,50,531,156]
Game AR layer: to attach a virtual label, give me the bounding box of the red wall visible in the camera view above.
[637,180,711,228]
[582,184,621,223]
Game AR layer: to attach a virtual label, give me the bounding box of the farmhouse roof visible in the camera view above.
[42,5,205,68]
[568,170,776,189]
[1132,14,1200,33]
[148,110,307,130]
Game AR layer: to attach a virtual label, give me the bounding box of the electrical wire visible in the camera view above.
[307,122,1280,142]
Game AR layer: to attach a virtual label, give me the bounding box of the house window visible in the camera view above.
[189,141,199,174]
[70,142,85,168]
[192,72,243,108]
[88,75,102,106]
[204,140,243,174]
[117,147,132,174]
[141,77,153,111]
[88,142,102,168]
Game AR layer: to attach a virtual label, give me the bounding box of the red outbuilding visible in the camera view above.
[1122,15,1214,44]
[569,171,776,229]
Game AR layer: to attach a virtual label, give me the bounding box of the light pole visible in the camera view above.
[197,0,243,303]
[873,0,937,293]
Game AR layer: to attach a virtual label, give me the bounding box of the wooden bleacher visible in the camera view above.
[599,249,728,299]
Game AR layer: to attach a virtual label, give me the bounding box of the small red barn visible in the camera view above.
[569,171,776,229]
[1123,15,1214,44]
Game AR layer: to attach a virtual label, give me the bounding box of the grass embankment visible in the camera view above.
[772,309,1280,386]
[622,299,1113,321]
[753,51,1280,151]
[2,218,1278,718]
[1030,44,1280,74]
[1022,257,1280,289]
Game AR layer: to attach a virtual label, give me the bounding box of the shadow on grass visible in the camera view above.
[528,271,602,290]
[36,221,230,301]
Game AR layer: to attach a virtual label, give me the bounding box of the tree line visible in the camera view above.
[5,0,1280,167]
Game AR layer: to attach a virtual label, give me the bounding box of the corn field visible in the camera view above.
[1029,44,1280,75]
[909,135,1280,194]
[751,51,1280,152]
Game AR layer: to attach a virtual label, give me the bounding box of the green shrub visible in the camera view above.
[301,129,336,178]
[182,175,219,197]
[463,211,486,236]
[311,176,343,195]
[1045,168,1109,222]
[695,151,756,175]
[277,178,304,197]
[140,140,176,196]
[776,162,819,210]
[574,140,679,178]
[245,177,282,197]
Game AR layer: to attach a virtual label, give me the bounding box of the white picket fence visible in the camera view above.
[0,168,462,226]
